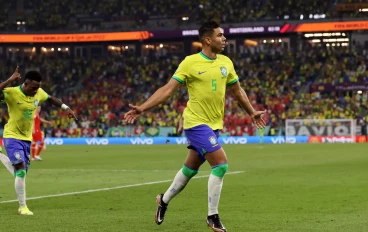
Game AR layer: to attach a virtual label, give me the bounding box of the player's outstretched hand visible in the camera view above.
[177,125,183,134]
[124,104,143,124]
[66,108,78,120]
[8,66,21,82]
[251,110,267,129]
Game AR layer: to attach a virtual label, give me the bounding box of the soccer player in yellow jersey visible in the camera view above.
[0,67,77,215]
[125,21,266,232]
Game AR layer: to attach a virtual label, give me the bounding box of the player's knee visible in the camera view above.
[182,165,198,178]
[211,163,228,178]
[14,169,27,178]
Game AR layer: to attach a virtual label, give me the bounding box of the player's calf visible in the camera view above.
[155,165,199,225]
[211,163,228,178]
[0,149,14,175]
[36,140,45,157]
[14,169,32,215]
[31,142,38,159]
[162,165,198,204]
[207,163,228,230]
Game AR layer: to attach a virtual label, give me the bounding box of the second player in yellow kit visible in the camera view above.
[3,86,49,141]
[0,67,77,216]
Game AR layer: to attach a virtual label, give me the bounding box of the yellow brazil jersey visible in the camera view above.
[2,86,49,141]
[173,52,238,130]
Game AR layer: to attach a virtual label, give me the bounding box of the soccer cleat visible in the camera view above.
[207,214,227,232]
[154,194,168,225]
[35,156,43,161]
[18,206,33,216]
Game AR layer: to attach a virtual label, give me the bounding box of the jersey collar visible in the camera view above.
[18,85,26,96]
[199,51,217,61]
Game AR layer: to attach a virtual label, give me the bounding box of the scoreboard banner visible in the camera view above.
[150,26,281,38]
[1,20,367,43]
[0,26,282,43]
[280,20,368,33]
[0,31,150,43]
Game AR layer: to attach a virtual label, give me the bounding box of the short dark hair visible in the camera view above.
[25,71,42,82]
[198,21,220,43]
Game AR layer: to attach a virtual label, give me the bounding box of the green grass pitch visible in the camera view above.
[0,144,367,232]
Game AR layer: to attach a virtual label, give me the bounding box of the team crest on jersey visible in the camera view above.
[208,136,218,147]
[34,100,39,107]
[220,67,227,78]
[14,152,21,160]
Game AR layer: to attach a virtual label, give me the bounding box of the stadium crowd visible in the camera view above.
[0,0,367,136]
[1,42,368,137]
[22,0,328,31]
[0,0,364,32]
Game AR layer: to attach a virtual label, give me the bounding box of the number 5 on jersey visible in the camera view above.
[212,79,217,92]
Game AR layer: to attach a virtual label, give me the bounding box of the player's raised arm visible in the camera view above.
[0,66,21,100]
[228,81,266,129]
[40,117,53,125]
[125,78,181,124]
[47,95,78,120]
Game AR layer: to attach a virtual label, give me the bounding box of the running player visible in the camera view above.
[125,21,266,231]
[0,67,77,215]
[31,106,52,161]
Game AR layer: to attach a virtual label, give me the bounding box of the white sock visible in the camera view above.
[0,152,14,175]
[208,174,223,216]
[162,168,190,204]
[15,176,26,208]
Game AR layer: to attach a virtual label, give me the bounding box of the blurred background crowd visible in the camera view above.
[0,0,365,32]
[0,0,367,137]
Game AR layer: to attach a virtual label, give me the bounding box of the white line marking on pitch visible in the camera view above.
[35,169,180,172]
[0,171,244,204]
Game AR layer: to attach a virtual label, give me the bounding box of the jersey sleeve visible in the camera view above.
[226,61,239,86]
[2,87,15,103]
[38,88,49,103]
[172,58,190,84]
